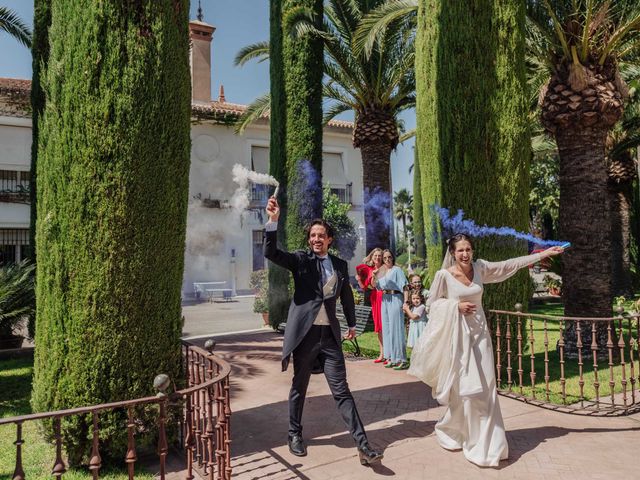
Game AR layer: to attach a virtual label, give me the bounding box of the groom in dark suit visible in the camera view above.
[264,196,382,465]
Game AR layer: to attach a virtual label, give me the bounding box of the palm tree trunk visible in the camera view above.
[360,142,393,251]
[557,127,613,354]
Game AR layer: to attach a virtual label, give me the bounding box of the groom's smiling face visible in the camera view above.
[308,225,332,256]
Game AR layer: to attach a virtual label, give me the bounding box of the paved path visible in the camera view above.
[181,296,266,338]
[189,330,640,480]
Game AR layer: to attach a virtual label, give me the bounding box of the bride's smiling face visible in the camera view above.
[453,240,473,268]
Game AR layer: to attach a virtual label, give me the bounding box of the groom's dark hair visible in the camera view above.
[447,233,474,253]
[305,219,335,240]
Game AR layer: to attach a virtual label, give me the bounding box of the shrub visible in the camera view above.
[250,269,269,314]
[0,260,35,340]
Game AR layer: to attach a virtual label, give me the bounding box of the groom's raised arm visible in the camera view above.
[263,196,298,271]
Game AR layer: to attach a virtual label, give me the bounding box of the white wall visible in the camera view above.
[0,116,31,233]
[0,116,31,171]
[0,111,366,294]
[182,121,367,295]
[0,202,30,228]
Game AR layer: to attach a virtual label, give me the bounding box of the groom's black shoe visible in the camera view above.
[288,434,307,456]
[358,444,383,466]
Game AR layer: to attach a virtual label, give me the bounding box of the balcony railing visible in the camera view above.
[328,183,352,205]
[0,170,30,204]
[0,339,232,480]
[250,184,271,208]
[489,305,640,416]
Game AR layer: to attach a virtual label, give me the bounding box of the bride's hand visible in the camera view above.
[543,246,564,257]
[458,302,477,315]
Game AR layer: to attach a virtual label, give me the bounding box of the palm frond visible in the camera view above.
[234,41,270,67]
[0,6,31,48]
[352,0,417,58]
[322,101,352,125]
[234,93,270,134]
[609,132,640,160]
[399,128,415,143]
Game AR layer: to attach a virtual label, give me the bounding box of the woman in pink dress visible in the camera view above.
[356,248,384,362]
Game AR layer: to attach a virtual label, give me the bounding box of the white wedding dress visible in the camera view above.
[408,254,541,467]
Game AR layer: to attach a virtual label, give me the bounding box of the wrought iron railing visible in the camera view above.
[489,305,639,416]
[0,339,231,479]
[0,170,30,203]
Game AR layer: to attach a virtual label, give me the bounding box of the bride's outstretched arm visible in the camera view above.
[479,247,563,284]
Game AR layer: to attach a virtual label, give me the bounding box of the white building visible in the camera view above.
[0,78,31,264]
[0,19,366,295]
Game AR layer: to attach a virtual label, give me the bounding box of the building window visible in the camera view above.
[323,153,351,204]
[0,170,30,203]
[250,146,272,207]
[0,229,30,264]
[247,148,352,205]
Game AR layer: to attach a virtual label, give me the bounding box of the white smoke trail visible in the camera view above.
[232,163,279,188]
[231,163,279,210]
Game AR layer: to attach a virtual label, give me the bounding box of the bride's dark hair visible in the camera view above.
[447,233,474,254]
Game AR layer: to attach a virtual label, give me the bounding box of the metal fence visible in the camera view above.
[489,305,639,416]
[0,339,232,479]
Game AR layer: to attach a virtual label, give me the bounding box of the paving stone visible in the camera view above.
[186,331,640,480]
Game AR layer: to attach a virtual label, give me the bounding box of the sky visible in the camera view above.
[0,0,414,193]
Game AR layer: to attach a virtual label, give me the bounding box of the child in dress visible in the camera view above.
[403,292,428,349]
[403,274,424,306]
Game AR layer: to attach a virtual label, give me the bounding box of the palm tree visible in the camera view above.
[529,0,640,352]
[393,188,413,244]
[0,6,31,47]
[607,64,640,296]
[236,0,415,252]
[0,260,35,344]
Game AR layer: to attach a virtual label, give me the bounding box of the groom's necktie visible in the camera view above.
[319,257,330,284]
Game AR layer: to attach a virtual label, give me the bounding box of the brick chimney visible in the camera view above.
[189,20,215,103]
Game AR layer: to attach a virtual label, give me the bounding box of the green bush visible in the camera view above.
[31,1,191,464]
[250,269,269,314]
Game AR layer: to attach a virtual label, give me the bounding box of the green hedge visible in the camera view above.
[416,0,532,309]
[268,0,291,328]
[282,0,324,250]
[31,0,191,463]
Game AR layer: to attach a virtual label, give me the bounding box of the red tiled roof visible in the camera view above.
[0,78,31,92]
[0,78,31,118]
[0,77,354,130]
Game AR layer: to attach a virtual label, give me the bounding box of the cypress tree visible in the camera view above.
[417,0,531,309]
[31,0,191,461]
[29,0,51,263]
[412,146,426,260]
[282,0,324,250]
[268,0,290,327]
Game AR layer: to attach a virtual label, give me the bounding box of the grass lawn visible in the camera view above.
[344,300,640,406]
[0,356,154,480]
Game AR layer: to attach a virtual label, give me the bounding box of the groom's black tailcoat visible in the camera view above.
[264,228,367,447]
[263,229,356,371]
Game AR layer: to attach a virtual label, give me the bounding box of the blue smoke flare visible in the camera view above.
[432,205,565,247]
[364,187,392,247]
[291,159,323,222]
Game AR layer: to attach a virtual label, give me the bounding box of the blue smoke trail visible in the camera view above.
[432,204,564,247]
[291,159,323,221]
[364,187,392,247]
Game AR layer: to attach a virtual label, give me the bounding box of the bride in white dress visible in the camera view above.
[408,234,563,467]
